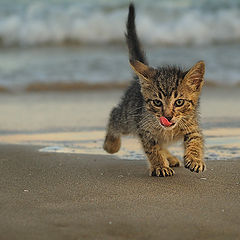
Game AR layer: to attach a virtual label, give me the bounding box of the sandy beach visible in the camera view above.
[0,87,239,239]
[1,1,240,239]
[0,144,239,240]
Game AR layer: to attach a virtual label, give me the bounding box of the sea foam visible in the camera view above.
[0,0,240,47]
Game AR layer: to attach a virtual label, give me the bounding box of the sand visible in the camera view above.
[0,144,239,240]
[0,87,239,239]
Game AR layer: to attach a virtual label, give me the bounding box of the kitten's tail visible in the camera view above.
[125,3,148,65]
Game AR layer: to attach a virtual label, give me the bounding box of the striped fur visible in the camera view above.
[103,4,206,177]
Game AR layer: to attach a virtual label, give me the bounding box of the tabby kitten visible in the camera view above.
[103,4,206,177]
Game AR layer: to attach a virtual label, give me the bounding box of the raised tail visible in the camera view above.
[125,3,148,65]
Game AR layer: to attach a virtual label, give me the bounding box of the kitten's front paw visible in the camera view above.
[184,158,206,173]
[103,134,121,154]
[150,166,175,177]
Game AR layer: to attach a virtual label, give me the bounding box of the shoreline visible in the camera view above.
[0,80,240,93]
[0,125,240,161]
[0,144,239,240]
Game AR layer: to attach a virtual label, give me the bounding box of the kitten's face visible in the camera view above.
[130,60,205,130]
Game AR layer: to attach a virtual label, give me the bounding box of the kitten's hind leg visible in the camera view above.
[163,149,181,167]
[139,133,175,177]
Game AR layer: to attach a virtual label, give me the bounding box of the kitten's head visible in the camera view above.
[130,60,205,130]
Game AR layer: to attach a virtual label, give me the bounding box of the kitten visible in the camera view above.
[103,3,206,177]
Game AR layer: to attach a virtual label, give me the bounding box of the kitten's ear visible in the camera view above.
[183,61,205,92]
[129,60,156,83]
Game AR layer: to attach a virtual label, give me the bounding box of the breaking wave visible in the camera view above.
[0,0,240,47]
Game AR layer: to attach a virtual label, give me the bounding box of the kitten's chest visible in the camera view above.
[156,128,183,145]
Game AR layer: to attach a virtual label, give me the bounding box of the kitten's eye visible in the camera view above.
[175,99,185,107]
[152,99,162,107]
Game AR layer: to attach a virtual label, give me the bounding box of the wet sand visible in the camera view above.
[0,144,240,240]
[0,87,240,134]
[0,87,239,239]
[0,88,239,161]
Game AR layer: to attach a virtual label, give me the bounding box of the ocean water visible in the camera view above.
[0,0,240,89]
[38,130,240,161]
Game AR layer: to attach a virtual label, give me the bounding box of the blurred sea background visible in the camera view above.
[0,0,240,161]
[0,0,240,91]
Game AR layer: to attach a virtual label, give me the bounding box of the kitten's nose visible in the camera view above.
[165,116,173,122]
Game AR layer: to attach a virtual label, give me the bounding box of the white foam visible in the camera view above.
[1,1,240,46]
[38,134,240,161]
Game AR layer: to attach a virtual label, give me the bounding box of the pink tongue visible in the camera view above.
[160,116,172,127]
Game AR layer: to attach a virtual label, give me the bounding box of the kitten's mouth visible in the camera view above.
[159,116,175,128]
